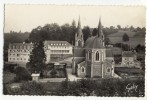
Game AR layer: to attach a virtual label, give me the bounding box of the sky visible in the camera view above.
[4,5,146,33]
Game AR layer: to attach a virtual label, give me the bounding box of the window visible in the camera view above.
[81,67,85,73]
[95,51,99,61]
[88,51,92,60]
[107,68,111,72]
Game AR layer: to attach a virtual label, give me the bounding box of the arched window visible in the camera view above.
[81,67,85,73]
[95,51,99,61]
[78,40,82,47]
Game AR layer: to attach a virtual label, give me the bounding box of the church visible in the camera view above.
[72,17,115,78]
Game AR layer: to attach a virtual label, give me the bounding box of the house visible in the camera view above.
[72,18,115,78]
[121,51,141,68]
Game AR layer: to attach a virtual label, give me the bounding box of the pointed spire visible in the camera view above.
[97,17,102,37]
[78,16,81,29]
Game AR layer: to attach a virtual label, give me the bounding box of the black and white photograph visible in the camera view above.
[3,5,146,96]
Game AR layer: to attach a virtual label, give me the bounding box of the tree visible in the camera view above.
[117,25,121,30]
[105,37,110,45]
[122,33,129,42]
[28,41,46,73]
[82,26,91,42]
[92,28,97,36]
[14,66,32,82]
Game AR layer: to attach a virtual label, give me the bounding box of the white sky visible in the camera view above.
[4,5,146,32]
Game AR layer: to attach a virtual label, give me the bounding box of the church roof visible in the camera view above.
[84,36,104,49]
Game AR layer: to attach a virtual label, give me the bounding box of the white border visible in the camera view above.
[0,0,147,100]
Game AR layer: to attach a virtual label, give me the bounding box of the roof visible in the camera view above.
[122,51,134,57]
[84,36,104,49]
[73,48,85,57]
[106,49,114,57]
[77,61,85,68]
[73,57,85,66]
[10,43,33,46]
[44,41,72,47]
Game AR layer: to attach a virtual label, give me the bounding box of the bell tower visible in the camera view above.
[75,16,84,48]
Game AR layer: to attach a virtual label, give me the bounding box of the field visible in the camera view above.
[3,71,16,84]
[107,30,145,47]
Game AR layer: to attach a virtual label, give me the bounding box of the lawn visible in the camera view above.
[115,67,144,76]
[3,71,16,84]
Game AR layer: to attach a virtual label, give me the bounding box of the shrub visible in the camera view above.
[21,81,46,95]
[14,67,32,82]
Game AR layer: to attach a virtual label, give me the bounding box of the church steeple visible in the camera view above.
[97,17,105,46]
[97,17,103,37]
[75,16,84,48]
[77,16,81,29]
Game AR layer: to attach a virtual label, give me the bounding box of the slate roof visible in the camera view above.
[73,48,85,57]
[122,51,134,57]
[73,57,85,66]
[10,43,33,46]
[84,36,104,49]
[77,61,85,68]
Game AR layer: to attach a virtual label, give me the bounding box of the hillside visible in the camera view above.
[108,30,145,37]
[107,30,145,47]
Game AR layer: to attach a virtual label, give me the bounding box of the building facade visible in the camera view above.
[72,18,115,78]
[8,41,73,66]
[121,51,141,68]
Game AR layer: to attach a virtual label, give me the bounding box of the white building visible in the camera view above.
[8,41,73,66]
[121,51,141,68]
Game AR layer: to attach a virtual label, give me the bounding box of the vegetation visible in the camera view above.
[27,41,46,73]
[4,79,144,96]
[122,33,129,42]
[14,67,32,82]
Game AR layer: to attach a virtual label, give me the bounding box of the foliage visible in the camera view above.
[14,67,32,82]
[135,44,145,52]
[105,37,111,45]
[82,26,91,42]
[28,41,46,73]
[92,28,97,36]
[4,63,17,73]
[114,43,130,51]
[50,69,57,78]
[29,22,77,45]
[122,33,129,42]
[21,82,46,95]
[57,79,145,96]
[4,32,30,50]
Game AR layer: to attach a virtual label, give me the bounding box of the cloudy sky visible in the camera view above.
[4,5,146,32]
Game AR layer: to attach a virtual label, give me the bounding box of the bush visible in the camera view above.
[14,67,32,82]
[21,82,46,95]
[50,69,57,78]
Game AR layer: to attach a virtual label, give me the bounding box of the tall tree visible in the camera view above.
[82,26,91,42]
[92,28,97,36]
[122,33,129,42]
[28,41,46,73]
[71,20,77,45]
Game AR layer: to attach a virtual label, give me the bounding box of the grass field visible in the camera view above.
[107,30,145,47]
[3,71,16,84]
